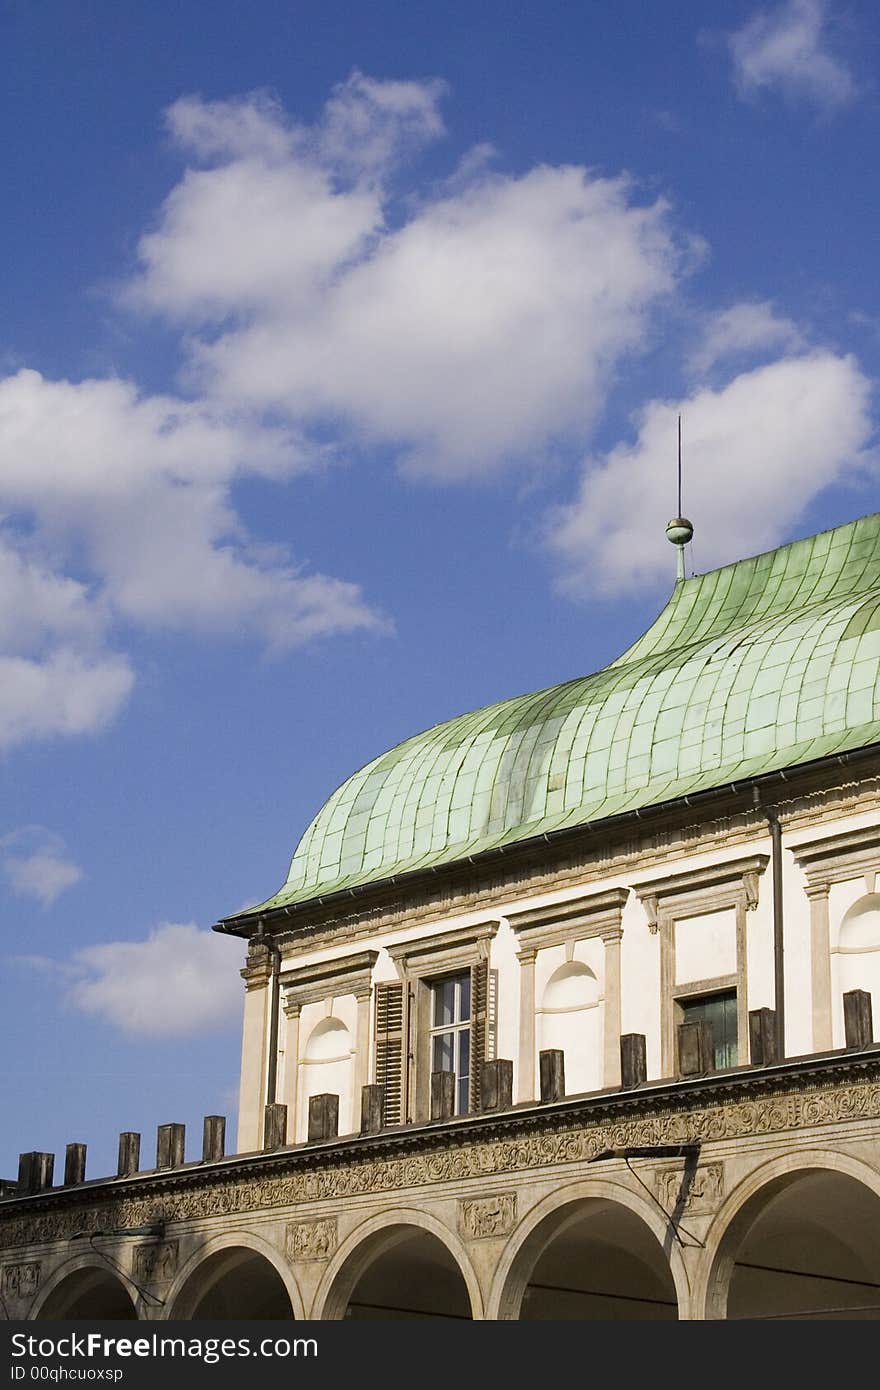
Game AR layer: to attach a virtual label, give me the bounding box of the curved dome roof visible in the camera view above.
[230,513,880,920]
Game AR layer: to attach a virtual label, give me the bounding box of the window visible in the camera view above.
[382,922,496,1123]
[429,972,471,1115]
[679,990,738,1070]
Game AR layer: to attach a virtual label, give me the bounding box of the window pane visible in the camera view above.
[458,1027,470,1080]
[432,1032,454,1073]
[457,1028,470,1115]
[458,1073,469,1115]
[681,990,737,1071]
[713,994,738,1069]
[459,972,471,1022]
[433,978,456,1027]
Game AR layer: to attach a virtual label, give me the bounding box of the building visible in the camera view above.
[3,511,880,1321]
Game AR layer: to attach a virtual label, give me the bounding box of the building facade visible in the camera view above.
[4,513,880,1320]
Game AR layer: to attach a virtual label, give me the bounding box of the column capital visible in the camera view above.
[804,880,830,902]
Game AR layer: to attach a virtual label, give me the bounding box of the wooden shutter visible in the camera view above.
[374,982,405,1125]
[469,959,489,1113]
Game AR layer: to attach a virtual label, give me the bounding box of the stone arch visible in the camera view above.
[314,1208,483,1320]
[166,1230,304,1320]
[698,1150,880,1320]
[32,1254,140,1319]
[489,1177,690,1320]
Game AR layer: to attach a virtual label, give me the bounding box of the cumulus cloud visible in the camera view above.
[688,302,805,376]
[728,0,856,108]
[0,532,133,746]
[20,923,245,1037]
[0,827,83,906]
[129,80,693,480]
[548,352,873,597]
[0,369,384,748]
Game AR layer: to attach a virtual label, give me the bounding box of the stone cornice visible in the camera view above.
[634,853,769,932]
[386,919,499,974]
[789,823,880,889]
[507,887,629,953]
[3,1049,879,1249]
[281,950,379,1014]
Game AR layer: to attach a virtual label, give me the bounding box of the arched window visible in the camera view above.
[539,961,601,1096]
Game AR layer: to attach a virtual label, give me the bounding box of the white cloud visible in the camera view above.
[0,370,385,664]
[315,69,447,176]
[0,649,134,749]
[60,923,244,1038]
[0,827,83,906]
[688,301,805,375]
[129,84,694,481]
[0,532,133,747]
[728,0,856,108]
[548,351,873,597]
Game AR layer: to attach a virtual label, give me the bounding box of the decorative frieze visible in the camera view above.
[460,1193,517,1240]
[286,1217,337,1261]
[3,1061,879,1249]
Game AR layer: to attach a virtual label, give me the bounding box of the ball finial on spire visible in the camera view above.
[665,516,694,547]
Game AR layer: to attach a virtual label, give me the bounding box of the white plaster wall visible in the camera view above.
[781,849,812,1057]
[745,887,775,1022]
[675,909,737,984]
[620,893,662,1079]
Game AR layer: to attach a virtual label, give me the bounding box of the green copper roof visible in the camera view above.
[235,512,880,919]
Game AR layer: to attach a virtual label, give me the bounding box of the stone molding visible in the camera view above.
[386,920,499,976]
[790,823,880,891]
[634,854,769,934]
[507,887,629,956]
[281,950,379,1016]
[3,1054,879,1250]
[241,944,273,992]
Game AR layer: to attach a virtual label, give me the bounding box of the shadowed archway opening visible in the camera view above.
[37,1268,137,1319]
[175,1248,294,1319]
[509,1198,678,1320]
[723,1170,880,1320]
[329,1226,473,1319]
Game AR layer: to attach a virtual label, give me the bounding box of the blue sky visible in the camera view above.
[1,0,878,1182]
